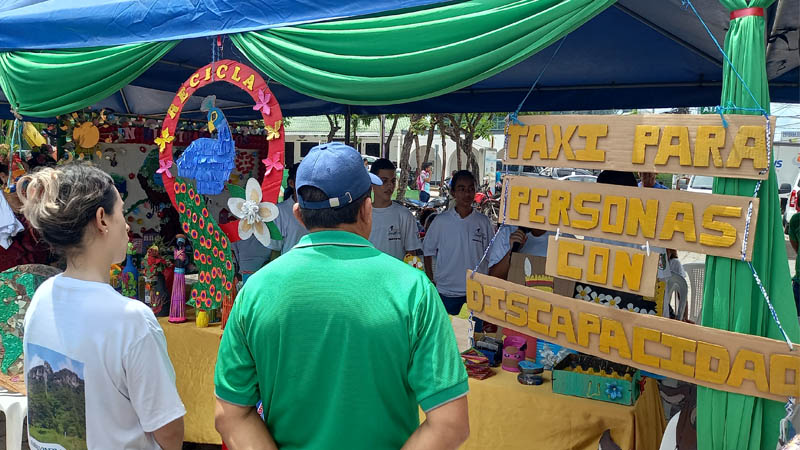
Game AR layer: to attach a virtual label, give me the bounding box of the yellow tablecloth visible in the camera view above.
[159,316,223,445]
[438,370,666,450]
[161,316,665,448]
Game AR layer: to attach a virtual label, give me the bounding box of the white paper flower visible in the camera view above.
[590,291,601,304]
[575,285,592,301]
[607,296,622,308]
[228,178,279,247]
[626,303,640,313]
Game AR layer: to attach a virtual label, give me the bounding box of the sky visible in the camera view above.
[27,343,85,379]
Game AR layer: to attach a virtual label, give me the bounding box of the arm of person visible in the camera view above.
[215,398,277,450]
[424,256,435,282]
[268,249,281,262]
[422,217,441,283]
[123,309,186,450]
[791,214,800,252]
[152,417,184,450]
[403,209,424,259]
[487,227,520,280]
[401,396,469,450]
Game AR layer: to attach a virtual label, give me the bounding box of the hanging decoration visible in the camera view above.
[227,178,279,247]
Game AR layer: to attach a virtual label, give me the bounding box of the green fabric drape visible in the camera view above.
[697,1,799,449]
[0,42,178,117]
[231,0,615,105]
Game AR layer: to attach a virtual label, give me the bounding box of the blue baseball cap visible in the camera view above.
[296,142,382,209]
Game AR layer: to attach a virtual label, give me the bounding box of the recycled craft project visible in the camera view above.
[0,265,60,375]
[176,96,236,195]
[120,242,139,299]
[404,254,424,270]
[174,177,234,314]
[227,178,279,247]
[169,235,188,323]
[141,244,169,316]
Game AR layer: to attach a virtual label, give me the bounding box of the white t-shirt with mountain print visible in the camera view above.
[24,274,185,450]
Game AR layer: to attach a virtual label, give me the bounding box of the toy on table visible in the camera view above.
[461,348,495,380]
[501,335,527,372]
[141,244,169,316]
[120,242,139,299]
[169,235,188,323]
[475,336,503,367]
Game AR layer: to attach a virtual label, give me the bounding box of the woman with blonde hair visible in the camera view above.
[18,162,185,450]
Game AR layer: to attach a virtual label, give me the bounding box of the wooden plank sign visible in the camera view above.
[499,175,759,260]
[467,271,800,401]
[504,114,775,180]
[508,253,575,298]
[544,236,660,297]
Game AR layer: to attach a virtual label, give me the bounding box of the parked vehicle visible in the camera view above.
[686,175,713,194]
[475,181,501,224]
[540,167,595,178]
[557,174,597,183]
[784,171,800,231]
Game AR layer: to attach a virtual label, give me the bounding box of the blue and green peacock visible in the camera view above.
[176,95,236,195]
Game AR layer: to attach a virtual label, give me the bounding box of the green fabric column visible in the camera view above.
[697,1,799,449]
[0,41,178,117]
[231,0,615,105]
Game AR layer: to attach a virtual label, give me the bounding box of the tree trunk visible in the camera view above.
[463,135,479,177]
[325,115,341,143]
[397,114,423,201]
[423,120,435,168]
[437,115,447,183]
[385,115,400,153]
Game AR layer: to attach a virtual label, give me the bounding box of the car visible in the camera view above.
[557,174,597,183]
[540,167,595,178]
[685,175,713,194]
[784,172,800,231]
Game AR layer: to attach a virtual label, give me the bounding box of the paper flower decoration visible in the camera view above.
[155,128,175,153]
[227,178,279,247]
[404,254,424,271]
[156,159,174,178]
[605,383,622,400]
[261,152,284,176]
[253,89,271,116]
[265,120,282,141]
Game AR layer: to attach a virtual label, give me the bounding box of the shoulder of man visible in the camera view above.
[791,213,800,233]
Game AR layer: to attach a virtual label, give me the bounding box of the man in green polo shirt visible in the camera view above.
[214,142,470,449]
[789,213,800,317]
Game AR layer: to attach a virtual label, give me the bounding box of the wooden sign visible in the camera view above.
[545,236,659,297]
[508,253,575,298]
[504,114,775,180]
[500,175,759,260]
[467,271,800,401]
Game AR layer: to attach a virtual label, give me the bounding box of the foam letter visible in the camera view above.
[770,354,800,397]
[727,349,769,393]
[599,319,632,359]
[632,125,660,164]
[695,341,731,385]
[527,297,551,335]
[632,327,661,368]
[625,198,659,239]
[549,306,577,344]
[577,312,601,347]
[654,126,692,166]
[659,201,697,242]
[612,250,644,292]
[574,124,608,162]
[508,186,530,221]
[243,74,256,91]
[216,64,229,80]
[601,195,627,234]
[523,125,548,160]
[587,246,610,284]
[694,126,725,167]
[507,125,528,159]
[529,188,548,224]
[699,205,741,248]
[727,125,768,170]
[466,277,484,312]
[550,125,577,159]
[573,192,601,230]
[548,190,571,226]
[660,333,696,378]
[557,239,584,280]
[506,293,528,327]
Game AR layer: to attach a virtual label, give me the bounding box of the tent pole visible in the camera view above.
[119,89,131,114]
[345,106,351,147]
[380,114,386,159]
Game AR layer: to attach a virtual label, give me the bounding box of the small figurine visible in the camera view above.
[169,235,188,323]
[141,244,169,316]
[120,243,139,299]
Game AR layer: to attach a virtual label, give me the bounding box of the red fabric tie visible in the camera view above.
[730,7,764,20]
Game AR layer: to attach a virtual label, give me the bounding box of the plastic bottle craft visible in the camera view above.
[169,235,188,323]
[120,243,139,299]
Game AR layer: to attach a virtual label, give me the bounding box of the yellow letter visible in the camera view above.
[527,297,551,335]
[577,312,601,347]
[231,65,242,82]
[770,354,800,397]
[549,306,577,344]
[529,188,548,224]
[549,125,577,159]
[694,126,725,167]
[574,124,607,162]
[483,285,507,321]
[177,86,189,103]
[167,104,180,120]
[727,125,767,169]
[612,250,644,292]
[216,63,229,80]
[699,205,741,248]
[506,293,528,327]
[548,190,571,226]
[727,349,769,393]
[632,327,661,368]
[632,125,660,164]
[204,66,212,81]
[695,341,731,385]
[189,73,201,87]
[466,277,483,311]
[557,240,584,280]
[523,125,548,160]
[660,333,696,378]
[573,192,600,230]
[654,126,692,166]
[587,246,610,284]
[508,186,530,221]
[243,74,256,91]
[659,201,697,242]
[601,195,627,234]
[625,198,659,238]
[599,319,632,359]
[506,125,528,159]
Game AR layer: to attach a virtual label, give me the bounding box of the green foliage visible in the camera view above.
[28,368,87,449]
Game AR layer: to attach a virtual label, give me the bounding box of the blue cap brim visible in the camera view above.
[369,172,383,186]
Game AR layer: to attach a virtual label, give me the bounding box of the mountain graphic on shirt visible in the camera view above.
[27,343,87,450]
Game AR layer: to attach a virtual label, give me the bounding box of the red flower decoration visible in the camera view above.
[128,173,135,180]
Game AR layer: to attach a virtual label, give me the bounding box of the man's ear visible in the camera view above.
[292,203,306,228]
[360,196,373,224]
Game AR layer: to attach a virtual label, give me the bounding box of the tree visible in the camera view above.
[383,114,400,154]
[441,113,495,176]
[325,114,342,142]
[396,114,425,201]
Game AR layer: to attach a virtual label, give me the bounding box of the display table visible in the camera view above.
[161,316,665,448]
[432,370,666,450]
[159,316,223,445]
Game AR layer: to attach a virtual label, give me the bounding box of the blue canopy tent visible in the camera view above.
[0,0,796,121]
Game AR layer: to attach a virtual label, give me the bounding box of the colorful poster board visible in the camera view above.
[504,114,775,180]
